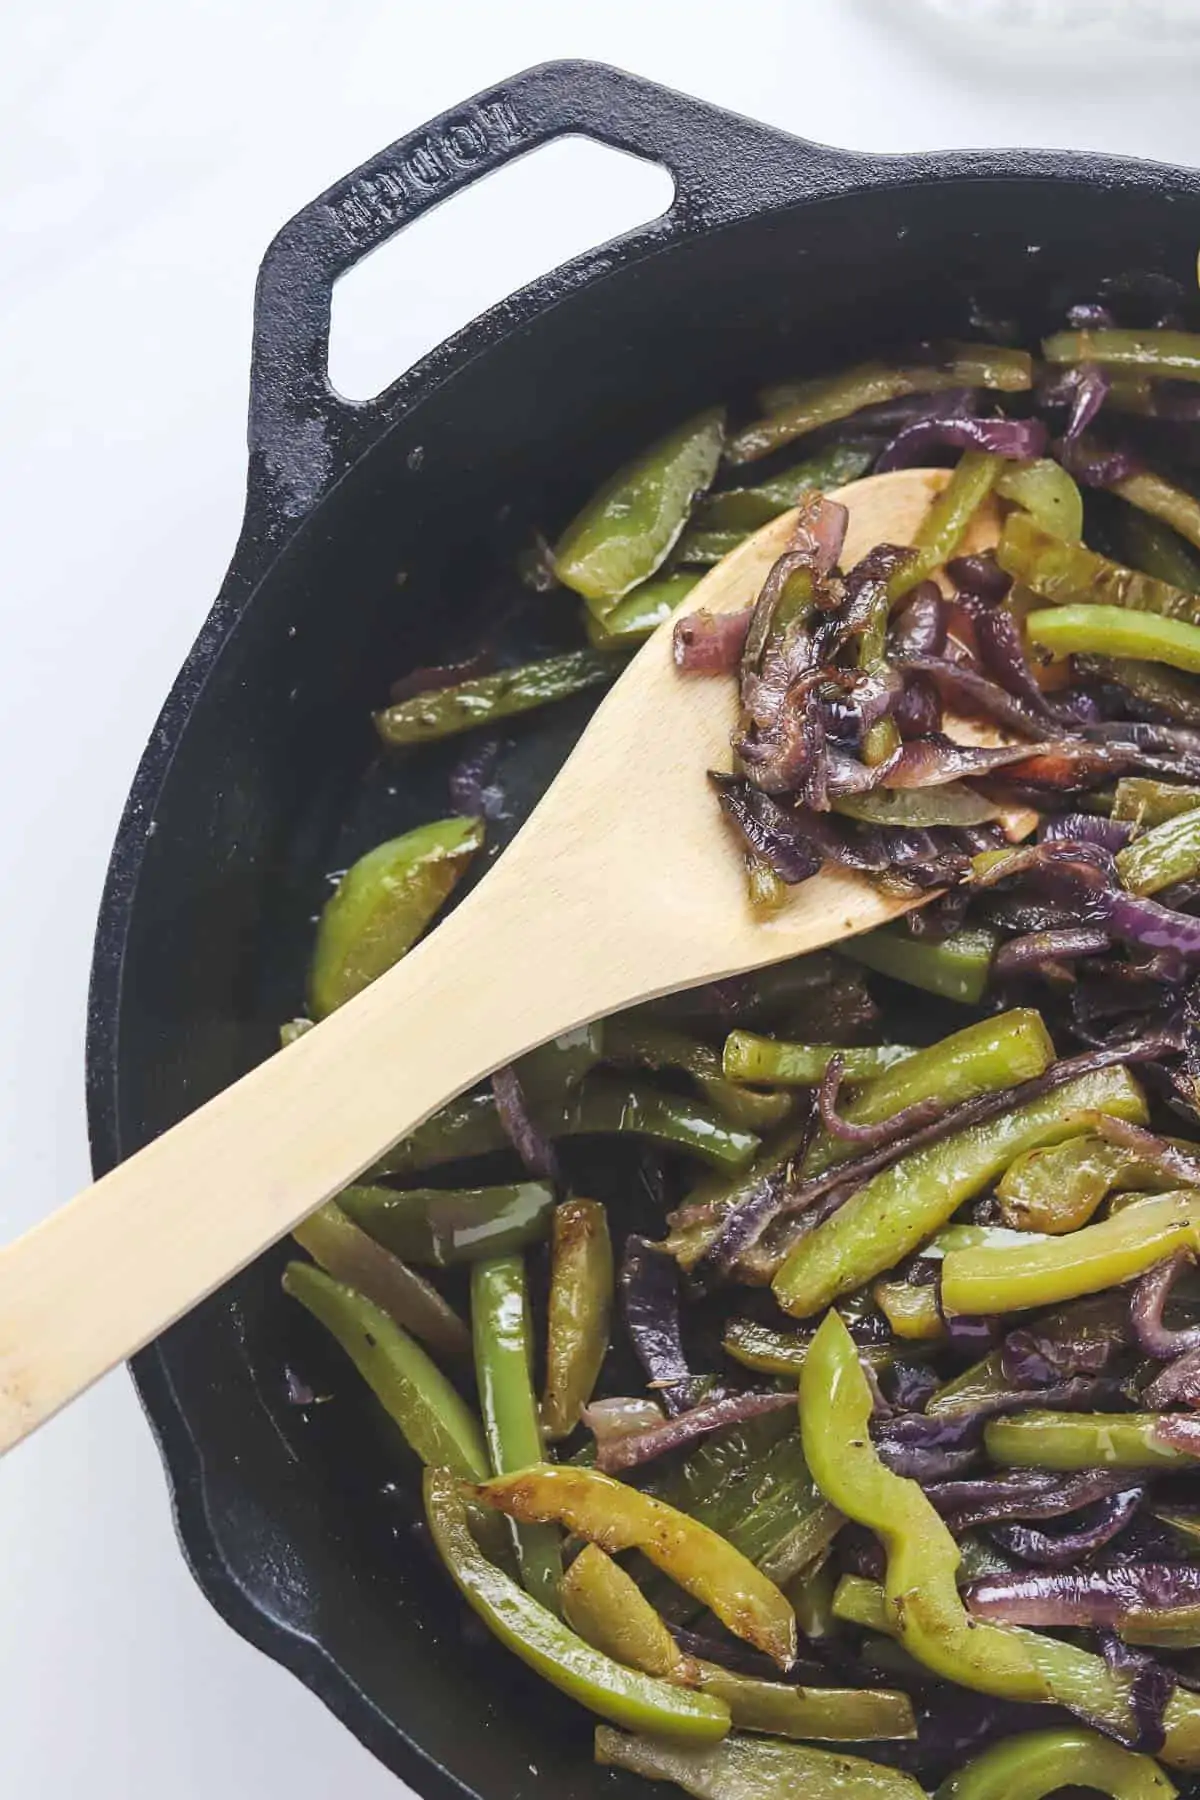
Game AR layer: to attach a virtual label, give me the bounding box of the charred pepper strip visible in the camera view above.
[1117,807,1200,896]
[309,817,483,1018]
[292,1202,469,1358]
[1028,603,1200,675]
[841,924,997,1004]
[1043,327,1200,384]
[563,1544,915,1742]
[586,572,701,650]
[471,1255,562,1611]
[374,649,619,746]
[800,1312,1047,1700]
[470,1463,798,1669]
[984,1412,1200,1472]
[995,1134,1157,1234]
[774,1065,1141,1322]
[541,1199,614,1442]
[729,347,1032,463]
[997,512,1200,626]
[1112,469,1200,555]
[940,1190,1200,1316]
[721,1035,916,1088]
[282,1262,487,1479]
[595,1724,927,1799]
[340,1181,555,1265]
[889,451,1003,600]
[423,1469,730,1740]
[552,408,726,608]
[935,1727,1176,1800]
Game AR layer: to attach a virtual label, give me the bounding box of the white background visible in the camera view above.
[3,2,1200,1793]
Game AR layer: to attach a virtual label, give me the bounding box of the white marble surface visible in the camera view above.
[2,2,1199,1791]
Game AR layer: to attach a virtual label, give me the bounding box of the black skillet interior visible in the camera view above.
[85,59,1200,1800]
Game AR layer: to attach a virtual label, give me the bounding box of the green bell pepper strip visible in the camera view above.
[552,408,726,608]
[995,1134,1152,1234]
[832,1574,895,1634]
[834,783,1004,829]
[997,511,1200,626]
[729,347,1033,464]
[670,1008,1049,1272]
[995,458,1084,541]
[720,1034,916,1088]
[1114,779,1200,829]
[1152,1508,1200,1552]
[601,1018,791,1131]
[872,1278,946,1341]
[652,1415,843,1596]
[471,1255,562,1610]
[376,1074,760,1177]
[695,442,877,531]
[889,451,1003,601]
[374,649,619,746]
[721,1319,813,1375]
[787,1551,837,1639]
[1117,806,1200,895]
[675,526,747,565]
[562,1542,688,1679]
[841,923,997,1004]
[339,1181,555,1266]
[282,1262,487,1479]
[1117,507,1200,593]
[292,1202,469,1359]
[801,1311,1047,1699]
[540,1199,613,1441]
[1043,327,1200,384]
[1028,603,1200,675]
[422,1468,730,1740]
[585,571,701,649]
[745,852,788,916]
[935,1728,1176,1800]
[774,1063,1141,1322]
[563,1544,914,1742]
[308,816,483,1018]
[1113,469,1200,555]
[1120,1605,1200,1650]
[926,1348,1010,1417]
[470,1463,798,1668]
[691,1669,915,1744]
[984,1411,1200,1471]
[595,1725,927,1800]
[1081,656,1200,726]
[940,1189,1200,1316]
[802,1313,1200,1758]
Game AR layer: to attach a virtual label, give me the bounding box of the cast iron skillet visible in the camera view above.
[85,58,1200,1799]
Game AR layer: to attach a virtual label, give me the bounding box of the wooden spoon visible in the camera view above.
[0,466,1028,1451]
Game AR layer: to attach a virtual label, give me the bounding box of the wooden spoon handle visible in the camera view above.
[0,855,610,1454]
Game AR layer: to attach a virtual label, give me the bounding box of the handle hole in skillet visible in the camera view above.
[327,136,676,403]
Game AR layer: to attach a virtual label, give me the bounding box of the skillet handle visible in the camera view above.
[247,58,847,537]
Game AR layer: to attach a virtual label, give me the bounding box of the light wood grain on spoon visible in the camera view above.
[0,467,1026,1451]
